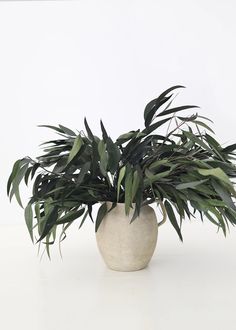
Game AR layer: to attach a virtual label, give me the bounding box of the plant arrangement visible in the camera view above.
[7,86,236,258]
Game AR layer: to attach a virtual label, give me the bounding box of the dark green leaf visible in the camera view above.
[57,208,85,225]
[95,203,108,232]
[106,137,120,174]
[67,135,84,164]
[38,125,64,133]
[76,162,91,185]
[24,203,34,242]
[176,179,208,190]
[100,120,109,141]
[79,210,89,229]
[59,125,76,136]
[157,105,198,117]
[165,200,183,241]
[84,118,94,141]
[198,168,233,188]
[37,206,59,242]
[117,166,126,202]
[7,159,22,196]
[222,143,236,154]
[125,168,133,214]
[212,180,236,212]
[142,117,172,135]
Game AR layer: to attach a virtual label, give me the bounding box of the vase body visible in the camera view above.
[95,202,158,272]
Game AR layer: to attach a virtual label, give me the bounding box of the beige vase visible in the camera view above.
[95,202,166,272]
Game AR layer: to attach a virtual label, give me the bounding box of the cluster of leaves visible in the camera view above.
[7,85,236,257]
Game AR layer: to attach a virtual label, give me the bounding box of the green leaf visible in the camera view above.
[37,206,59,242]
[149,159,169,170]
[95,203,108,232]
[10,163,29,207]
[144,85,185,127]
[131,170,140,201]
[209,208,226,236]
[145,169,171,185]
[197,168,233,188]
[59,125,76,136]
[125,169,133,214]
[24,203,34,242]
[106,137,120,174]
[164,200,183,241]
[197,115,213,123]
[38,125,64,133]
[176,179,208,190]
[100,120,109,141]
[116,130,140,144]
[193,120,215,134]
[212,180,236,212]
[142,117,172,135]
[7,159,22,196]
[31,163,40,180]
[144,94,173,127]
[222,143,236,154]
[84,118,94,141]
[204,211,221,227]
[117,166,126,202]
[184,131,213,154]
[24,166,33,185]
[76,162,91,185]
[57,208,85,225]
[98,140,108,176]
[67,135,84,164]
[157,105,198,117]
[79,210,89,229]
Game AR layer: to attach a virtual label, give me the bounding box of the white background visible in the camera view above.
[0,1,236,330]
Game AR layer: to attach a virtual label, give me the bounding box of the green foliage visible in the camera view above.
[7,86,236,256]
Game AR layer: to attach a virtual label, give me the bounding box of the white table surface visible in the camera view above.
[1,220,236,330]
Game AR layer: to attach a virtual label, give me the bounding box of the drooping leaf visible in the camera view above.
[95,203,108,232]
[31,163,40,180]
[24,166,33,185]
[176,179,208,190]
[7,159,22,195]
[193,120,215,134]
[76,162,91,185]
[125,168,133,214]
[79,210,89,229]
[10,163,29,207]
[222,143,236,154]
[212,180,236,212]
[37,206,59,242]
[106,137,120,174]
[24,203,34,242]
[165,200,183,241]
[184,131,214,154]
[117,166,126,202]
[198,168,233,188]
[131,170,140,201]
[57,208,85,225]
[59,125,76,136]
[38,125,64,133]
[98,140,108,176]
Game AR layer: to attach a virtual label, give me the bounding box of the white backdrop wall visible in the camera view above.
[1,0,236,224]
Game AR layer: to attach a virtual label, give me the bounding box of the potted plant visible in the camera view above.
[7,85,236,271]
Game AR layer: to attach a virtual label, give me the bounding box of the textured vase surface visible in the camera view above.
[96,202,158,271]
